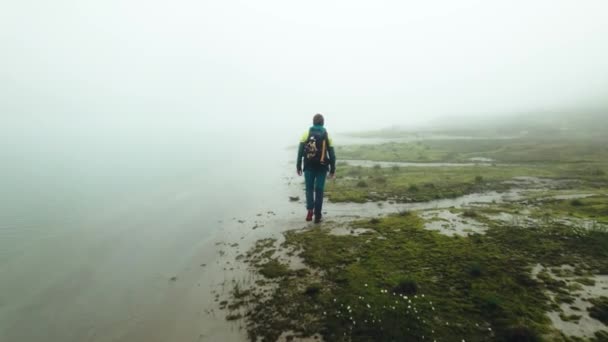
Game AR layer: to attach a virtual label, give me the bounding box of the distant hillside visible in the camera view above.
[347,107,608,140]
[431,107,608,137]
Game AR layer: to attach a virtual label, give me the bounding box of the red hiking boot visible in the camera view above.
[306,210,313,221]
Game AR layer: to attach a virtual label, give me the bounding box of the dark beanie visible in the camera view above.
[313,113,324,126]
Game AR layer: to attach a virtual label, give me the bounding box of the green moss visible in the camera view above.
[231,204,608,341]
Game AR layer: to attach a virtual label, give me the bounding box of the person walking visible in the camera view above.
[296,113,336,223]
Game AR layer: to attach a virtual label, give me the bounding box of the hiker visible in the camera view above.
[296,113,336,223]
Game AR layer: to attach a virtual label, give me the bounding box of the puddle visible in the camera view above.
[420,210,487,236]
[503,177,578,189]
[484,210,608,232]
[555,217,608,231]
[328,190,524,221]
[532,264,608,339]
[553,194,594,200]
[485,212,541,228]
[469,157,495,162]
[340,159,491,168]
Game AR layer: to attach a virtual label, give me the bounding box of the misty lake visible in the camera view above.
[0,122,300,341]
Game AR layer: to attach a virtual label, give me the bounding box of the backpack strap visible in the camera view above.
[320,135,327,163]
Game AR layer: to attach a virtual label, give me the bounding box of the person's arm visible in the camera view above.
[296,131,308,175]
[296,142,305,175]
[328,136,336,176]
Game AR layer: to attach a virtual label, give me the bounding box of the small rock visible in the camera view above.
[289,196,300,202]
[170,276,177,281]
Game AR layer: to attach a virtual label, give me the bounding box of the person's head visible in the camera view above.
[313,113,324,126]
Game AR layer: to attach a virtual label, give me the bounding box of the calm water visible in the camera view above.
[0,120,296,341]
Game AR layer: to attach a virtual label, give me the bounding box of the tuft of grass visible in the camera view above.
[356,180,368,188]
[574,277,596,286]
[594,330,608,340]
[588,296,608,324]
[468,263,482,277]
[571,199,584,207]
[374,176,387,184]
[393,278,418,295]
[258,259,291,279]
[463,210,478,218]
[501,325,540,342]
[559,312,582,322]
[398,210,411,217]
[226,313,243,321]
[304,283,322,297]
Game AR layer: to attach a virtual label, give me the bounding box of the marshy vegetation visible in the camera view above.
[224,122,608,341]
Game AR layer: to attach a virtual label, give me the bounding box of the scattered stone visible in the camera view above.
[289,196,300,202]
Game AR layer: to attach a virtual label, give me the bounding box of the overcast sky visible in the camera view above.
[2,0,608,133]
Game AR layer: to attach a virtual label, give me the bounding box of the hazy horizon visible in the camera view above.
[2,0,608,135]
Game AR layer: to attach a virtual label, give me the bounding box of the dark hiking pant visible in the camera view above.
[304,169,327,216]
